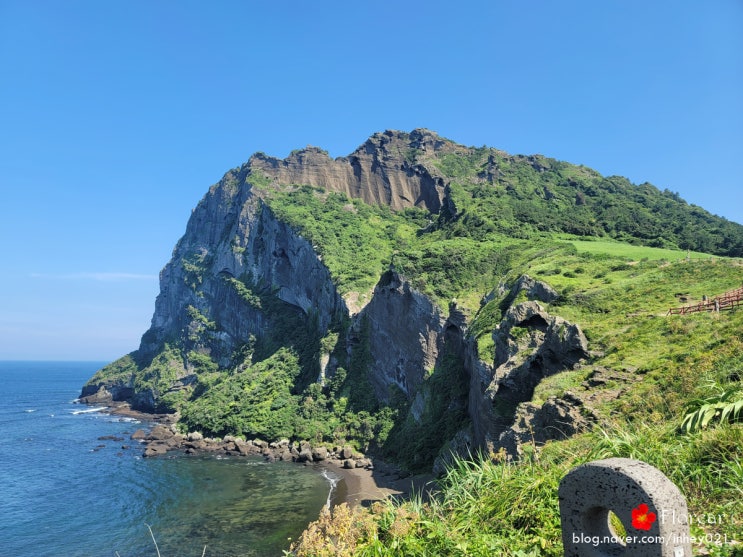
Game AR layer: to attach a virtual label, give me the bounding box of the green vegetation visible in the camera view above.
[567,238,717,261]
[682,391,743,433]
[431,149,743,257]
[252,184,427,296]
[282,212,743,554]
[180,348,301,439]
[383,351,470,472]
[88,134,743,554]
[182,250,212,290]
[294,329,743,556]
[295,420,742,556]
[86,353,138,386]
[132,344,189,413]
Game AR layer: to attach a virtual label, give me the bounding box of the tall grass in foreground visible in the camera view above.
[290,422,743,556]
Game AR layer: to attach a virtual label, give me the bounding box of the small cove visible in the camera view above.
[0,361,331,556]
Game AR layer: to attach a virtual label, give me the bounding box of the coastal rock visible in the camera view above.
[222,441,237,453]
[184,439,207,451]
[297,447,314,463]
[143,443,170,457]
[79,383,133,404]
[311,446,328,461]
[146,425,175,441]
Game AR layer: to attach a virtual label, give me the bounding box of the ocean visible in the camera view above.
[0,361,335,557]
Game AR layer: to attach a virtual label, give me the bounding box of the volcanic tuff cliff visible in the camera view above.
[82,128,743,470]
[248,129,451,212]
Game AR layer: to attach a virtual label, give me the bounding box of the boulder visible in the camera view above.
[184,439,207,451]
[312,446,329,461]
[297,447,314,463]
[235,441,255,456]
[222,441,237,453]
[143,442,169,457]
[146,425,174,441]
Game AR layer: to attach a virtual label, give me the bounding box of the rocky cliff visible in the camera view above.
[248,129,451,212]
[82,129,600,470]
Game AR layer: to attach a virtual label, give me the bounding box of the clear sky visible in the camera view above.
[1,1,741,361]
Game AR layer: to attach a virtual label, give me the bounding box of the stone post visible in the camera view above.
[559,458,692,556]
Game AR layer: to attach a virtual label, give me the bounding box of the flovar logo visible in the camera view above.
[632,503,657,531]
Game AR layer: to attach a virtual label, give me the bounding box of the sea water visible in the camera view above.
[0,361,334,557]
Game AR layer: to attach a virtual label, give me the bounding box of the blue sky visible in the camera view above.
[1,1,741,361]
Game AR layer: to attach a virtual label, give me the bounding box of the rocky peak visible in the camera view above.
[247,129,450,212]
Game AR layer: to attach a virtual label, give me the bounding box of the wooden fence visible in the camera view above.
[667,286,743,315]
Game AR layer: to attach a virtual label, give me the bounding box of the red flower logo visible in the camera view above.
[631,503,657,531]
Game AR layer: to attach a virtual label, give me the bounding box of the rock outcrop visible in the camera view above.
[468,301,590,456]
[248,129,453,212]
[354,270,446,401]
[495,391,597,458]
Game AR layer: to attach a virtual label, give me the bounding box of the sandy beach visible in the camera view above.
[321,459,436,508]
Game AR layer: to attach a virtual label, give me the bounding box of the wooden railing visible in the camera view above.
[667,286,743,315]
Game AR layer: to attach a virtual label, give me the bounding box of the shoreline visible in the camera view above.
[320,458,436,509]
[88,400,436,508]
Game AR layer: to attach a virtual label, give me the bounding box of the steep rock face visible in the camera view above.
[140,176,348,368]
[468,301,589,453]
[248,129,450,212]
[353,270,446,401]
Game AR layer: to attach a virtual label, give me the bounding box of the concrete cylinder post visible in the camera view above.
[558,458,692,556]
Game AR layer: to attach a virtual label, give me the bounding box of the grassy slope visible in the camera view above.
[566,237,716,261]
[292,241,743,556]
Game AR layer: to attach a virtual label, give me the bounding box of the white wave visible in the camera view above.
[24,409,37,413]
[111,417,141,424]
[71,407,108,415]
[321,469,342,508]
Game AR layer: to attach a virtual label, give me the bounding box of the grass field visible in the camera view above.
[565,239,714,261]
